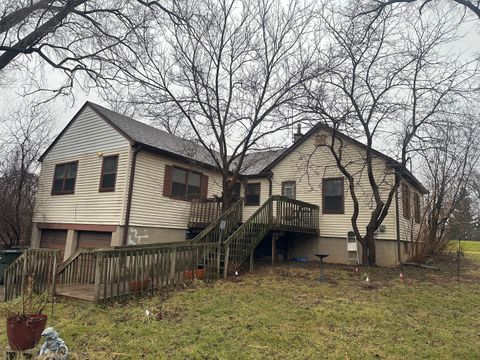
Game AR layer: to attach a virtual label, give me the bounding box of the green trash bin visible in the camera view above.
[0,249,24,284]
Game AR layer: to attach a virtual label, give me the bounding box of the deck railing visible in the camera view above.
[191,197,243,245]
[3,248,59,302]
[57,249,97,285]
[56,241,221,303]
[188,198,223,228]
[273,196,320,233]
[223,196,319,277]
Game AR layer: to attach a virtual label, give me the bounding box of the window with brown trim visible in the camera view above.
[413,192,421,223]
[402,184,411,219]
[99,155,118,192]
[245,183,261,206]
[52,161,78,195]
[323,178,344,214]
[282,181,296,199]
[163,165,208,200]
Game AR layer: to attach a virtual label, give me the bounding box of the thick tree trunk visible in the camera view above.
[221,178,236,212]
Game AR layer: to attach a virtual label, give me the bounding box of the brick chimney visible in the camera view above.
[293,124,303,143]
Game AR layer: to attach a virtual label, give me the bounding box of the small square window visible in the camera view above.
[282,181,296,199]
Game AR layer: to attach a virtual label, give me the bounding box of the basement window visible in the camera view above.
[99,155,118,192]
[245,183,261,206]
[323,178,344,214]
[52,161,78,195]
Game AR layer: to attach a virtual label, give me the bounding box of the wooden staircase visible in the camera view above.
[223,195,319,276]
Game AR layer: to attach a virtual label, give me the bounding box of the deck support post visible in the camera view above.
[250,249,254,272]
[272,233,277,265]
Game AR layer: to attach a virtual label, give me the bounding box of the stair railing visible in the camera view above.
[223,197,274,277]
[222,196,319,277]
[191,197,244,245]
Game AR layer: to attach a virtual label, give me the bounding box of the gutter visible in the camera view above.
[123,144,141,245]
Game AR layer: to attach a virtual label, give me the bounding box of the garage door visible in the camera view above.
[77,231,112,250]
[40,229,67,260]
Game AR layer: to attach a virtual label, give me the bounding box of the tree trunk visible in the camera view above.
[222,179,235,212]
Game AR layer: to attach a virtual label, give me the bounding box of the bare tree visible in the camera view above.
[358,0,480,20]
[0,103,54,248]
[409,111,480,260]
[0,0,181,99]
[301,2,479,265]
[105,0,318,209]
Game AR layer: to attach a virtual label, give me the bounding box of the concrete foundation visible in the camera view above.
[127,226,188,245]
[288,235,410,267]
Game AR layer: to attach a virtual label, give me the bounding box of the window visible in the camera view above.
[167,166,203,200]
[402,184,411,219]
[323,178,344,214]
[245,183,261,206]
[52,161,78,195]
[282,181,296,199]
[413,192,421,223]
[99,155,118,192]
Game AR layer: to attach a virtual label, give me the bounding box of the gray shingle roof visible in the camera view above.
[89,102,219,167]
[239,149,285,175]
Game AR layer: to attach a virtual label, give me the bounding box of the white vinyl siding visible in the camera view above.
[270,130,400,241]
[397,181,422,242]
[33,106,132,225]
[128,151,223,229]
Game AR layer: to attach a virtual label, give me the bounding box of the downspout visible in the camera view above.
[268,171,273,196]
[123,144,141,245]
[395,173,402,264]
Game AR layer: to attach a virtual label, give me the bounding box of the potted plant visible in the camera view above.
[183,265,205,280]
[1,274,50,351]
[128,278,151,293]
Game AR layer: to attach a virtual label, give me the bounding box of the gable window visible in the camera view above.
[282,181,296,199]
[245,183,261,206]
[323,178,344,214]
[163,165,208,201]
[52,161,78,195]
[99,155,118,192]
[402,184,411,219]
[413,192,421,223]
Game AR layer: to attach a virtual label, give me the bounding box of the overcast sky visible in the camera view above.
[1,5,479,153]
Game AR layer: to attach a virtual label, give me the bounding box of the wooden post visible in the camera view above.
[250,249,254,272]
[94,253,103,303]
[272,233,277,265]
[223,245,230,279]
[169,249,177,284]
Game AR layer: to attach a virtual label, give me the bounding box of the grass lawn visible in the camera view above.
[2,245,480,360]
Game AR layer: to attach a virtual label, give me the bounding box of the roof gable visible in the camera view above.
[261,123,427,194]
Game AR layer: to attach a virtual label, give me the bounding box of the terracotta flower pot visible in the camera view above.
[7,313,48,351]
[184,267,205,280]
[129,279,150,293]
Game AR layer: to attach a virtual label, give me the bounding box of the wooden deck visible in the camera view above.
[56,281,155,302]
